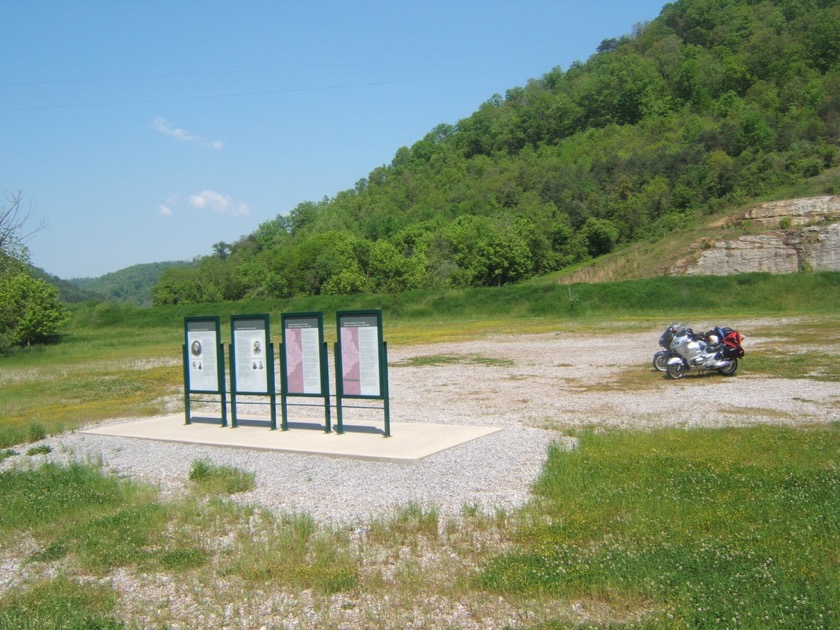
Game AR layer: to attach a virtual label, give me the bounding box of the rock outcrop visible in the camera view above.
[671,196,840,276]
[740,196,840,227]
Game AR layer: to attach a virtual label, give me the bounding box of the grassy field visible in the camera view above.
[0,273,838,627]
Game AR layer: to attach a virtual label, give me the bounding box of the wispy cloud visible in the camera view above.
[158,204,173,216]
[188,190,251,216]
[152,117,224,150]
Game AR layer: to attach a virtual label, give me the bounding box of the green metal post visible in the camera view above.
[229,341,238,428]
[278,341,289,430]
[322,340,331,433]
[219,344,228,427]
[334,340,344,434]
[269,341,277,430]
[382,341,390,437]
[183,344,191,424]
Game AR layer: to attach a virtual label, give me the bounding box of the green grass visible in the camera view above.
[368,501,441,544]
[392,353,514,368]
[748,350,840,381]
[0,462,143,536]
[0,576,123,630]
[0,461,434,620]
[476,425,840,627]
[24,445,51,456]
[0,461,209,573]
[221,511,359,594]
[0,365,179,448]
[188,458,256,495]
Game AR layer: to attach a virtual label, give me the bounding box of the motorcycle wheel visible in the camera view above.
[718,359,738,376]
[653,351,669,372]
[667,361,686,380]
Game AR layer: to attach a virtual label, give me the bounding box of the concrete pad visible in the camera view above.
[81,414,503,463]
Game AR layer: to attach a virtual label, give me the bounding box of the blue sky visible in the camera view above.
[2,1,667,279]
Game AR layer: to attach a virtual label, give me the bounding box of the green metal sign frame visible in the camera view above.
[334,309,390,436]
[229,314,277,429]
[279,312,331,432]
[183,316,227,426]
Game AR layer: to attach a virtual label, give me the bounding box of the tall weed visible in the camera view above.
[189,458,256,495]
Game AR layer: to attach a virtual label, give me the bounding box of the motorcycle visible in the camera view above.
[665,326,743,379]
[652,323,683,371]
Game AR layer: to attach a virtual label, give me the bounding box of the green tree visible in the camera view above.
[367,240,425,293]
[152,266,222,305]
[735,109,777,154]
[252,214,292,248]
[320,268,369,295]
[0,270,71,349]
[212,241,230,259]
[577,50,669,126]
[445,216,533,287]
[0,191,70,351]
[577,217,620,259]
[287,199,327,236]
[281,231,370,295]
[806,9,840,72]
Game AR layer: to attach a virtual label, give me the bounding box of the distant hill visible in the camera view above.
[67,261,191,306]
[30,267,103,303]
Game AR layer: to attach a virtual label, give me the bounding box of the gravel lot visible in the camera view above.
[9,318,839,525]
[2,318,838,628]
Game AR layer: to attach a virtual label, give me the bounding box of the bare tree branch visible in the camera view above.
[0,190,47,263]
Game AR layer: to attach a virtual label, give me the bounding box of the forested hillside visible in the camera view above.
[153,0,840,306]
[30,267,100,304]
[70,261,190,306]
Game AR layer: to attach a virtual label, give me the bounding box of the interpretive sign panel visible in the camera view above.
[185,317,222,393]
[282,313,325,396]
[337,310,383,398]
[231,315,270,394]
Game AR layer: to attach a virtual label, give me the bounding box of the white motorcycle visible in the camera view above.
[666,327,741,379]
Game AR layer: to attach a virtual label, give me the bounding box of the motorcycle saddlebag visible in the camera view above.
[721,330,745,359]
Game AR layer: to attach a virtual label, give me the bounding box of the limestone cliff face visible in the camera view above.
[670,196,840,276]
[741,196,840,227]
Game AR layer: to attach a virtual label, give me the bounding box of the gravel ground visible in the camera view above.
[7,318,839,524]
[2,318,839,628]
